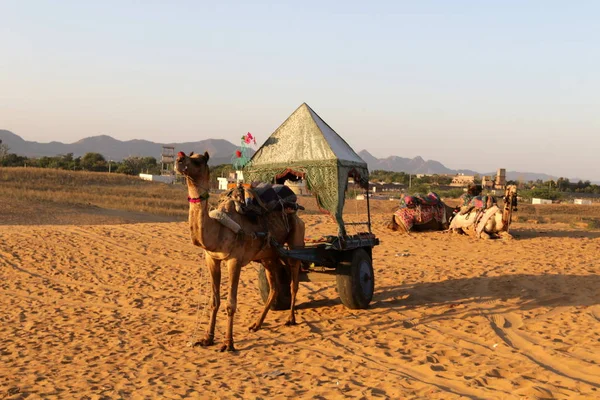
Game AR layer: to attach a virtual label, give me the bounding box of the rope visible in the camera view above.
[186,263,211,347]
[352,194,359,236]
[280,200,290,233]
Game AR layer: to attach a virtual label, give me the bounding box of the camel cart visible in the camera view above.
[244,103,379,310]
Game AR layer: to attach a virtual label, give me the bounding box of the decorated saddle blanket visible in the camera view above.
[461,195,497,210]
[399,192,442,209]
[394,203,447,231]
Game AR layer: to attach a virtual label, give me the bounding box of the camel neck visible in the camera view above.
[186,180,220,251]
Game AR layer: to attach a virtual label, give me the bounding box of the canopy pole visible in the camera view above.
[366,182,372,234]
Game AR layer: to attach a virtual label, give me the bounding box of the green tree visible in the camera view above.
[116,156,160,175]
[81,152,107,171]
[115,162,134,175]
[0,153,27,167]
[118,157,144,175]
[140,156,160,174]
[0,140,9,163]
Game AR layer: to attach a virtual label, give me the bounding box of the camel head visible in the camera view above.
[175,151,210,183]
[505,184,517,196]
[504,184,518,211]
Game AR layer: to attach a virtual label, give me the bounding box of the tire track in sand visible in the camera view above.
[487,312,600,388]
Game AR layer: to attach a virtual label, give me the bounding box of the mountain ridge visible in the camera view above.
[0,130,588,182]
[0,130,240,166]
[357,150,568,183]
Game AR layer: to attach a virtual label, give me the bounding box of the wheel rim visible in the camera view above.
[359,259,373,298]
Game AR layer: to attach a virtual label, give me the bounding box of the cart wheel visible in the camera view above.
[258,264,291,310]
[336,248,374,309]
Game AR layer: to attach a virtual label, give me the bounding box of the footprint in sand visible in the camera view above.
[426,355,439,363]
[485,368,503,378]
[490,314,510,329]
[402,318,419,328]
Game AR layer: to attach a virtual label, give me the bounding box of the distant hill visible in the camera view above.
[358,150,480,176]
[0,130,246,166]
[357,150,566,183]
[0,130,585,182]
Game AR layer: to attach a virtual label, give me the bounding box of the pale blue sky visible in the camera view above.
[1,1,598,179]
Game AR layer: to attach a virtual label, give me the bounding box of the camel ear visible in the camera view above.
[204,151,210,162]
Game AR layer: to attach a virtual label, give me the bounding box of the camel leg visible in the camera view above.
[248,259,279,332]
[479,232,492,240]
[387,215,399,231]
[198,254,221,347]
[390,215,410,234]
[286,216,305,326]
[398,217,409,234]
[221,258,243,352]
[286,260,300,326]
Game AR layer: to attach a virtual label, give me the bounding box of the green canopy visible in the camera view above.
[243,103,369,236]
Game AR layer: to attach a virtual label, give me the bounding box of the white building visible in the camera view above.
[217,177,229,190]
[532,198,552,205]
[216,170,244,191]
[139,174,175,184]
[574,199,592,205]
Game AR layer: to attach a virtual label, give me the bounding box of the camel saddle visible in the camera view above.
[220,183,304,218]
[399,192,442,209]
[394,192,447,232]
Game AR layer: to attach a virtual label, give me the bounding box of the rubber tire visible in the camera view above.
[336,248,374,309]
[258,264,292,310]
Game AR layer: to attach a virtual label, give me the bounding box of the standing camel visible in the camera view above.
[175,151,305,351]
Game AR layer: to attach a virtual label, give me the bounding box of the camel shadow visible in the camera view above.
[297,297,340,310]
[511,227,600,240]
[297,274,600,312]
[372,273,600,310]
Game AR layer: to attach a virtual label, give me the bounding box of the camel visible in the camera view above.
[449,185,518,239]
[387,193,456,233]
[175,151,305,352]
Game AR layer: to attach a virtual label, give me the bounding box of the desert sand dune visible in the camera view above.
[1,210,599,399]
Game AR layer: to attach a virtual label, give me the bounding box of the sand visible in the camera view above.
[1,206,599,399]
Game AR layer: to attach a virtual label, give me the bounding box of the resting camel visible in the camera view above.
[175,151,305,351]
[388,197,456,233]
[449,185,518,239]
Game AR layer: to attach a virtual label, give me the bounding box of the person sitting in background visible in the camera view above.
[459,184,483,215]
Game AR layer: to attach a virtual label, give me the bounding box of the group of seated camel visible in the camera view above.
[388,184,518,240]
